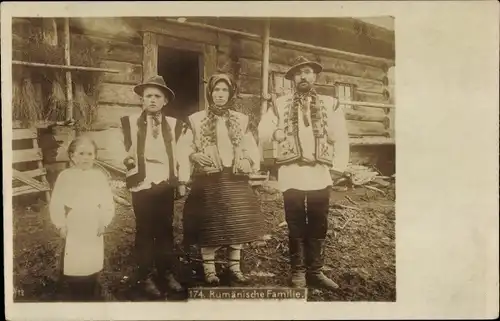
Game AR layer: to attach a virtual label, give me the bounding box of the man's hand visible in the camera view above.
[177,184,186,198]
[124,157,136,170]
[59,226,68,238]
[190,153,213,167]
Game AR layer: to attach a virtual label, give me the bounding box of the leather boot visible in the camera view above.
[137,277,162,299]
[305,238,339,290]
[288,238,307,288]
[164,272,184,292]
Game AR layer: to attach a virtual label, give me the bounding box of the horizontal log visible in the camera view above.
[13,148,43,163]
[72,33,143,64]
[141,18,232,48]
[237,39,386,81]
[350,136,395,145]
[347,120,388,137]
[98,83,141,105]
[99,60,142,85]
[356,91,389,104]
[316,71,385,93]
[344,109,389,122]
[238,75,261,95]
[70,18,142,42]
[157,34,205,53]
[96,104,142,128]
[13,128,37,140]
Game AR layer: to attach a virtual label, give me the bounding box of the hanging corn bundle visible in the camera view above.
[12,66,43,128]
[45,71,67,122]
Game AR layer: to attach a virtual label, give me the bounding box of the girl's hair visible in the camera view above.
[67,135,98,162]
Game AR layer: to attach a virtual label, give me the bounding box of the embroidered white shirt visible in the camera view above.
[258,96,350,192]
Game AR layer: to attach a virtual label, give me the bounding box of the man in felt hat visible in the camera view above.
[258,56,350,291]
[119,75,193,299]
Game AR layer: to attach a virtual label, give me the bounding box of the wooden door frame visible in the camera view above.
[142,31,217,112]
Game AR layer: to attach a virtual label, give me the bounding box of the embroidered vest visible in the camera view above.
[187,110,250,176]
[121,112,185,189]
[274,94,337,167]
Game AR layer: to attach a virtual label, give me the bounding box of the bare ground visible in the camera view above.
[12,183,395,302]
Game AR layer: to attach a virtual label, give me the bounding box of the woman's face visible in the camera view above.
[71,141,96,170]
[212,81,230,107]
[142,86,168,113]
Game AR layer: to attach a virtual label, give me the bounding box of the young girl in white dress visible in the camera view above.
[49,135,115,301]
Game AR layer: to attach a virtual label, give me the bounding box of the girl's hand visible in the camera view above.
[59,226,68,238]
[190,153,213,167]
[97,225,106,237]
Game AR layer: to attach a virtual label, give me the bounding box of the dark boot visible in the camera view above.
[137,276,162,299]
[305,238,339,290]
[289,238,307,288]
[164,272,184,293]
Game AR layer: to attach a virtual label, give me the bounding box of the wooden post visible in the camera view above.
[260,18,271,116]
[142,32,158,81]
[63,18,73,122]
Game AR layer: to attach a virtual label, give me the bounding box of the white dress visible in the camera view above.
[49,167,115,276]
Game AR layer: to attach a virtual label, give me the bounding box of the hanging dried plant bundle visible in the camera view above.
[45,71,67,122]
[12,67,43,127]
[74,81,99,130]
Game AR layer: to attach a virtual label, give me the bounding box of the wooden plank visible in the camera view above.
[71,33,143,64]
[345,109,389,122]
[347,120,388,137]
[157,34,205,53]
[204,44,218,80]
[141,18,220,45]
[239,75,261,95]
[143,32,158,81]
[316,71,385,93]
[100,60,142,85]
[356,91,389,104]
[13,185,39,197]
[13,148,43,163]
[95,104,142,129]
[13,169,50,192]
[13,128,37,140]
[70,17,141,42]
[350,136,395,145]
[318,54,386,81]
[98,83,141,105]
[17,168,47,178]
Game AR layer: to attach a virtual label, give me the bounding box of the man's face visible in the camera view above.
[293,66,317,92]
[142,87,168,113]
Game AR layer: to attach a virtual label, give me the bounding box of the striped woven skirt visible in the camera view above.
[183,168,264,247]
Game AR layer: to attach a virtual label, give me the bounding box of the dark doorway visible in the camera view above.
[158,47,201,122]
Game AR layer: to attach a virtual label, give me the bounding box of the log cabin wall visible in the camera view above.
[12,17,395,172]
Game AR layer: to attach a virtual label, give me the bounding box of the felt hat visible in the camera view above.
[285,56,323,80]
[133,75,175,102]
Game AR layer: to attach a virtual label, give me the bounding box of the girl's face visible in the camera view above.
[142,87,168,113]
[71,141,96,170]
[212,81,230,107]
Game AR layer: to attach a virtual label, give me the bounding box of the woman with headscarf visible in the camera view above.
[182,73,264,286]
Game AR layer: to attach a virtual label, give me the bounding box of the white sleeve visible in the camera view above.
[329,106,350,172]
[258,107,278,145]
[49,170,69,229]
[97,171,115,228]
[242,131,261,172]
[176,127,195,183]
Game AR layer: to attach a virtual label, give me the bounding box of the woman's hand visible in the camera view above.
[59,226,68,238]
[190,153,214,167]
[177,184,186,197]
[237,158,253,174]
[97,224,106,237]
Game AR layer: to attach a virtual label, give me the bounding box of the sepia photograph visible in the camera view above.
[8,15,396,303]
